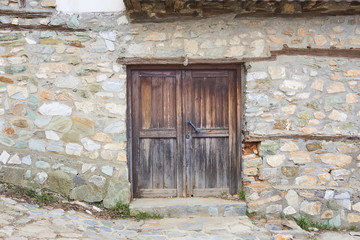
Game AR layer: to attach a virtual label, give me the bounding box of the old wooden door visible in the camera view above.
[131,66,240,198]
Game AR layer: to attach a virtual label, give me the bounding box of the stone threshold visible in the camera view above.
[129,197,246,217]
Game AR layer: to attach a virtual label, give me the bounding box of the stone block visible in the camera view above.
[103,181,130,208]
[48,171,72,196]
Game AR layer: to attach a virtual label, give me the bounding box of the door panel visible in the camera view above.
[133,71,180,197]
[132,67,238,198]
[185,70,234,196]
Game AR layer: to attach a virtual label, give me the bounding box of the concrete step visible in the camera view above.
[129,197,247,217]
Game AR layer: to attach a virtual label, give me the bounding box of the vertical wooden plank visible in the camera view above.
[209,78,216,128]
[176,70,184,197]
[141,77,151,129]
[228,70,238,194]
[184,70,193,196]
[152,139,164,189]
[164,139,175,189]
[151,77,163,128]
[131,71,141,196]
[127,66,133,199]
[237,66,243,191]
[139,139,152,189]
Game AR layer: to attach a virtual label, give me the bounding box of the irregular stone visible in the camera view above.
[48,171,72,196]
[244,157,262,168]
[328,200,339,211]
[34,116,52,128]
[283,206,296,216]
[281,166,299,177]
[281,105,296,115]
[34,172,48,185]
[348,213,360,223]
[285,190,299,207]
[5,66,26,74]
[47,116,72,133]
[65,143,83,156]
[68,14,80,28]
[289,152,311,164]
[329,215,341,227]
[70,185,103,202]
[311,79,324,92]
[306,143,322,152]
[280,141,299,152]
[102,166,113,176]
[246,72,268,81]
[105,103,125,115]
[300,201,321,216]
[279,80,306,91]
[39,102,72,116]
[42,0,56,7]
[337,144,359,154]
[321,210,334,219]
[327,82,345,94]
[346,93,358,103]
[259,140,279,156]
[268,66,286,80]
[102,79,125,92]
[72,117,95,135]
[250,39,264,57]
[319,154,352,167]
[295,176,316,185]
[0,151,10,164]
[55,76,79,89]
[352,202,360,212]
[328,110,347,122]
[266,155,285,168]
[45,131,60,140]
[7,85,28,99]
[61,166,77,175]
[21,155,31,165]
[47,141,64,153]
[92,132,112,143]
[0,76,14,83]
[73,175,86,185]
[89,175,106,187]
[266,204,282,216]
[324,190,334,200]
[8,154,21,165]
[82,163,93,174]
[13,119,28,128]
[81,137,101,151]
[0,33,22,41]
[104,122,125,134]
[39,38,63,45]
[144,32,166,41]
[35,161,50,169]
[103,181,130,208]
[29,139,46,152]
[61,131,80,142]
[0,135,15,147]
[331,169,351,180]
[314,35,327,46]
[334,192,350,199]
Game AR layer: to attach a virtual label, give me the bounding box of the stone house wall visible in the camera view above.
[0,0,360,226]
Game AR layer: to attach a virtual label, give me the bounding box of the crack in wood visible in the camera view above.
[0,24,86,32]
[0,10,52,18]
[244,133,360,142]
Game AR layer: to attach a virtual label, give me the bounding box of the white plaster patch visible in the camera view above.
[57,0,126,13]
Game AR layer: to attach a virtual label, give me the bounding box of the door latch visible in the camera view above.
[187,120,200,133]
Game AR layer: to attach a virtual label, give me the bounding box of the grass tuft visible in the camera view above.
[109,201,163,221]
[292,214,337,231]
[238,191,246,200]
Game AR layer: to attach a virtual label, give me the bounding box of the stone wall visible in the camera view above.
[0,0,360,224]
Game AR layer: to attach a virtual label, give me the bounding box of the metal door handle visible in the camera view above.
[187,120,200,133]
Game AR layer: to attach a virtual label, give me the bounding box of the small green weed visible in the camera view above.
[25,189,37,198]
[132,211,163,221]
[292,214,337,231]
[110,201,131,218]
[109,201,163,220]
[246,209,254,218]
[238,191,246,200]
[36,190,57,204]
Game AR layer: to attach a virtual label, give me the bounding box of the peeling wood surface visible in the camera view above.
[118,47,360,66]
[244,133,360,142]
[0,24,86,32]
[117,56,276,65]
[0,10,52,18]
[272,46,360,58]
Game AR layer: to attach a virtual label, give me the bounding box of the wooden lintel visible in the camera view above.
[0,10,52,18]
[0,24,85,32]
[131,0,142,11]
[244,134,360,142]
[117,56,276,65]
[235,10,360,18]
[271,46,360,58]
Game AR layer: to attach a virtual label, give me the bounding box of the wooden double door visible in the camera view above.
[130,66,241,198]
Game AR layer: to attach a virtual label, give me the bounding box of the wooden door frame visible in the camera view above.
[126,64,243,199]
